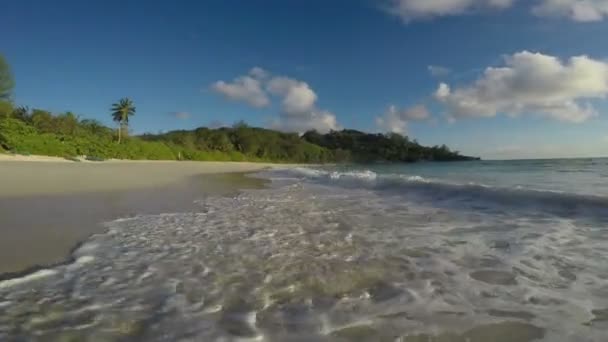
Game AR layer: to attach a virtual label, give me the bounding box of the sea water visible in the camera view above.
[1,158,608,341]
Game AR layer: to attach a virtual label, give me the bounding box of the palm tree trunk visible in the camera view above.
[117,124,122,144]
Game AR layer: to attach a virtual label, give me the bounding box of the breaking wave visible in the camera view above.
[280,167,608,218]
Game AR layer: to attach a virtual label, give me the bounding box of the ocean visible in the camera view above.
[1,158,608,341]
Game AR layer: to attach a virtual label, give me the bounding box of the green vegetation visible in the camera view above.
[111,98,136,144]
[0,102,331,162]
[0,54,14,100]
[140,122,336,163]
[302,129,479,162]
[0,54,476,163]
[0,101,476,163]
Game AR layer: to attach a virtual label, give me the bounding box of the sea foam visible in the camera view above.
[0,269,58,289]
[1,171,607,341]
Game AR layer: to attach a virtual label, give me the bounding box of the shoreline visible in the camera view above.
[0,159,284,278]
[0,236,88,284]
[0,157,290,198]
[0,171,269,281]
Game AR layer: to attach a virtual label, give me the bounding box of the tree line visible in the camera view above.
[302,129,478,162]
[0,53,477,163]
[0,102,477,163]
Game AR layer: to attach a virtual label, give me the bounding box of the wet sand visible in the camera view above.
[0,160,276,276]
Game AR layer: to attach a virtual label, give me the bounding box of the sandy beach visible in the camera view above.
[0,156,280,276]
[0,154,283,197]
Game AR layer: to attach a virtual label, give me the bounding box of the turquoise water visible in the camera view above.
[289,158,608,220]
[1,158,607,341]
[320,158,608,196]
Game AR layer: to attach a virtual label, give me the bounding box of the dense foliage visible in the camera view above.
[302,129,478,162]
[0,101,476,163]
[141,122,335,163]
[0,103,332,162]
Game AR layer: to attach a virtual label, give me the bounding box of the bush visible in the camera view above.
[85,156,105,162]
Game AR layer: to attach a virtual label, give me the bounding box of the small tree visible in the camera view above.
[0,54,14,101]
[111,98,136,143]
[12,106,30,121]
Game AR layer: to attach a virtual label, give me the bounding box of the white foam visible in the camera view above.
[1,178,605,341]
[289,167,327,178]
[404,175,429,182]
[76,255,95,264]
[0,269,58,289]
[244,311,258,328]
[74,242,99,255]
[329,170,377,180]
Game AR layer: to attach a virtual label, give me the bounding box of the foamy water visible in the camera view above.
[1,161,608,341]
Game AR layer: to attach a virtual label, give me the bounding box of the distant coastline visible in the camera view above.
[1,101,477,165]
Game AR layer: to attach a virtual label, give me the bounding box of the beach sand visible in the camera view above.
[0,157,279,276]
[0,154,282,197]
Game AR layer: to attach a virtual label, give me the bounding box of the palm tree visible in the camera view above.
[111,98,136,143]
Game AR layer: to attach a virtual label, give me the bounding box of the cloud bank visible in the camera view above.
[434,51,608,122]
[212,68,339,133]
[533,0,608,22]
[386,0,608,22]
[386,0,515,21]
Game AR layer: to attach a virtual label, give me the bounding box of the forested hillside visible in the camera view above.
[302,129,479,162]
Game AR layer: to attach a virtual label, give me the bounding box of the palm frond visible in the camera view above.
[110,97,136,124]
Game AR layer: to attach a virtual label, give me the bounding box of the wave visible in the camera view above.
[0,269,58,289]
[281,168,608,217]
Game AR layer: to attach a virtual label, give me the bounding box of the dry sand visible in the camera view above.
[0,157,285,276]
[0,154,284,198]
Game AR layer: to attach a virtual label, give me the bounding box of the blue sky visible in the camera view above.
[3,0,608,159]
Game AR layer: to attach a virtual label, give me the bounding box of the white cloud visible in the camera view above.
[211,68,270,108]
[212,69,339,133]
[376,107,408,134]
[533,0,608,22]
[386,0,514,21]
[272,109,339,133]
[428,65,451,77]
[434,51,608,123]
[267,76,338,133]
[385,0,608,22]
[376,104,431,133]
[403,104,432,120]
[435,83,451,98]
[267,77,318,115]
[170,111,190,120]
[249,66,269,79]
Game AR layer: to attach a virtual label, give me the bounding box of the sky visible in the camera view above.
[3,0,608,159]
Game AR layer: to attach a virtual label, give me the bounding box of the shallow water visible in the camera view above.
[0,172,267,275]
[1,163,608,341]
